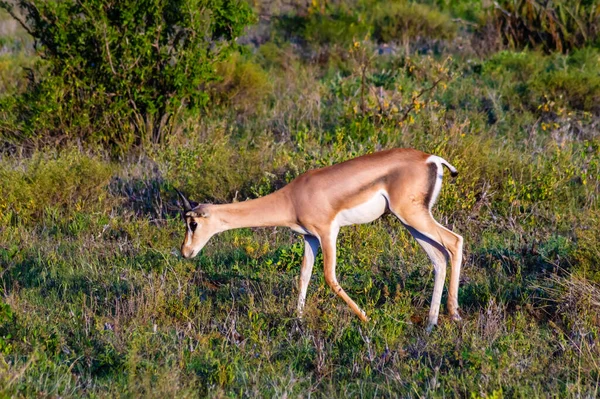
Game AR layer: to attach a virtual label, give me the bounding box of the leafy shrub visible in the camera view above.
[0,0,254,150]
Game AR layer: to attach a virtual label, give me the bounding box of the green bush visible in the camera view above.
[0,0,254,150]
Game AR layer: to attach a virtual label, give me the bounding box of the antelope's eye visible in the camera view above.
[189,221,198,232]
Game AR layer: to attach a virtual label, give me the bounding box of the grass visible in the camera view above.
[1,0,600,397]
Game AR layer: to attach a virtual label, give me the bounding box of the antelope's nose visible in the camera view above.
[181,246,194,259]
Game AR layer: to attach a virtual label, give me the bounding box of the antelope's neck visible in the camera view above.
[213,189,295,232]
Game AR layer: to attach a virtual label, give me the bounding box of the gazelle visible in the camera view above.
[177,148,463,330]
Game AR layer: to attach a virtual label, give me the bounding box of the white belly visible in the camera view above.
[290,225,311,235]
[334,191,388,227]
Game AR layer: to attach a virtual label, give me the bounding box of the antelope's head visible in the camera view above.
[176,189,217,259]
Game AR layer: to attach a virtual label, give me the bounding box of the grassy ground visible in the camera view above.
[1,1,600,397]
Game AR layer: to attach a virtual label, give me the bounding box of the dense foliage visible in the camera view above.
[0,0,599,397]
[0,0,254,149]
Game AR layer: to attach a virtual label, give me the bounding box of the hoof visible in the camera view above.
[426,323,436,334]
[450,312,462,322]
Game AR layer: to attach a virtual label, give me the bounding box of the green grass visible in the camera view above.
[1,130,598,397]
[1,0,600,397]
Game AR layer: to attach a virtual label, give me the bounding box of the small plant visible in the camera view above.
[334,42,453,135]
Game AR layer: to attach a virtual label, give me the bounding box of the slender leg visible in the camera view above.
[297,235,320,317]
[406,226,449,331]
[396,211,463,328]
[320,226,368,322]
[443,225,463,320]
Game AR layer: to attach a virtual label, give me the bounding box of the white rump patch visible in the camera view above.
[426,155,444,210]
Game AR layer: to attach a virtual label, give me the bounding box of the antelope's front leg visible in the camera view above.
[320,228,368,322]
[297,235,320,317]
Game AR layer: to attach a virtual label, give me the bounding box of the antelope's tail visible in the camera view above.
[440,158,458,177]
[427,155,458,177]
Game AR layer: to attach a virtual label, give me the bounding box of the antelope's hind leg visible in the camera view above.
[400,212,464,330]
[297,235,320,317]
[405,226,449,331]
